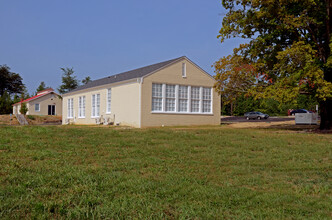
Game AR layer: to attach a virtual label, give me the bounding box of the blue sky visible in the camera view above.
[0,0,243,94]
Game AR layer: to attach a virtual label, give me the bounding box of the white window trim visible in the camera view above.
[35,103,40,112]
[151,111,213,115]
[178,85,189,112]
[202,87,213,113]
[151,83,213,115]
[106,88,111,114]
[182,63,187,78]
[78,96,85,118]
[91,93,100,118]
[67,98,74,119]
[165,84,176,112]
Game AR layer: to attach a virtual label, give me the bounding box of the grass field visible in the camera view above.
[0,125,331,219]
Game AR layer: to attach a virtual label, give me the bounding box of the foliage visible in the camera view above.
[0,126,331,218]
[222,94,318,116]
[58,68,79,94]
[0,65,25,114]
[36,81,47,93]
[82,76,91,85]
[214,55,257,112]
[19,103,28,115]
[27,115,35,120]
[217,0,332,129]
[0,92,13,114]
[0,65,25,96]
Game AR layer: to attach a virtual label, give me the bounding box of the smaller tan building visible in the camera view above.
[62,57,220,128]
[13,88,62,116]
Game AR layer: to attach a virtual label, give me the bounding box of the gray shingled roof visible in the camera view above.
[66,56,185,94]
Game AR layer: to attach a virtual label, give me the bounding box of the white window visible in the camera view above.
[178,85,188,112]
[151,83,212,114]
[165,84,176,112]
[107,88,111,113]
[35,103,40,112]
[78,96,85,118]
[152,83,163,111]
[91,94,100,117]
[67,98,73,118]
[202,87,212,113]
[191,87,200,113]
[182,63,186,77]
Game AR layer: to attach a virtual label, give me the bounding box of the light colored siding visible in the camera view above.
[62,81,140,127]
[141,59,220,127]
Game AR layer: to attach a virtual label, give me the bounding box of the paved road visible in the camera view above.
[221,116,295,123]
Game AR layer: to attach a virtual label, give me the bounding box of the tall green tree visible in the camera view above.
[217,0,332,130]
[58,67,79,94]
[36,81,47,93]
[0,92,13,114]
[0,65,25,96]
[82,76,91,85]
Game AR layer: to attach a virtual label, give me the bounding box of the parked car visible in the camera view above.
[244,112,269,120]
[290,109,313,116]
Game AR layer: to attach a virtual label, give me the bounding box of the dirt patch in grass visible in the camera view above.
[25,115,62,125]
[0,115,19,125]
[226,120,319,131]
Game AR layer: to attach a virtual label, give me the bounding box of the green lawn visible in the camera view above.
[0,126,331,219]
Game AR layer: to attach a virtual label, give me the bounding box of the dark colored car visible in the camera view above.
[290,109,313,116]
[244,112,269,120]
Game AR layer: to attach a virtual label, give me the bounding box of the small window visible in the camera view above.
[35,103,40,112]
[182,63,186,77]
[202,87,212,113]
[78,96,85,118]
[152,84,163,111]
[165,84,176,112]
[67,98,74,118]
[91,94,100,117]
[191,87,200,112]
[107,88,111,113]
[178,85,188,112]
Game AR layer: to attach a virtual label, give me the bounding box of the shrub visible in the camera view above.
[27,115,35,120]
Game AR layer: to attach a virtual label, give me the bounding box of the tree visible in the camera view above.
[36,81,47,93]
[214,54,257,115]
[82,76,91,85]
[20,103,28,115]
[217,0,332,130]
[58,67,79,94]
[0,92,13,114]
[0,65,25,96]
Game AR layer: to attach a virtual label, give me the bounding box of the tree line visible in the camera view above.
[0,65,91,114]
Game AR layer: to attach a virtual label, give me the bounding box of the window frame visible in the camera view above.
[182,63,186,78]
[202,87,212,113]
[35,103,40,112]
[165,84,176,112]
[106,88,112,114]
[78,96,86,118]
[67,98,74,119]
[178,85,188,112]
[91,93,100,118]
[152,83,163,112]
[151,83,213,115]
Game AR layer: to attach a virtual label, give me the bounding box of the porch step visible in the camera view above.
[15,114,29,125]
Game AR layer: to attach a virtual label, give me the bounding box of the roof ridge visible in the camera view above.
[65,56,186,94]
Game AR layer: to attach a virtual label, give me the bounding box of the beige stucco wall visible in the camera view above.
[12,93,62,116]
[62,80,140,127]
[141,59,220,127]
